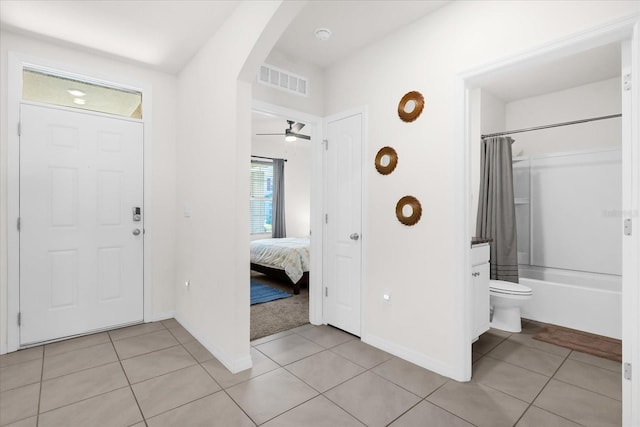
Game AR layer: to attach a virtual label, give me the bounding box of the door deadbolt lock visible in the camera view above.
[132,207,141,222]
[132,229,141,236]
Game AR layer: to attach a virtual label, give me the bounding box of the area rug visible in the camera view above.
[250,280,292,305]
[533,324,622,362]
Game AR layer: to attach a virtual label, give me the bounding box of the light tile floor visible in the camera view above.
[0,319,621,426]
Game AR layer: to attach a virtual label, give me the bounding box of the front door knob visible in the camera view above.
[132,229,141,236]
[349,233,360,241]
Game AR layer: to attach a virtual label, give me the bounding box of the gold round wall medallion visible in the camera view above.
[396,196,422,226]
[397,91,425,122]
[374,146,398,175]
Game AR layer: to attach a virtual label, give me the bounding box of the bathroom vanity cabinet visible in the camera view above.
[471,243,490,340]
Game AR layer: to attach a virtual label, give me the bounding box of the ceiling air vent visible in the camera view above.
[258,64,308,97]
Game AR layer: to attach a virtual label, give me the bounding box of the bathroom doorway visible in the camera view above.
[456,17,639,426]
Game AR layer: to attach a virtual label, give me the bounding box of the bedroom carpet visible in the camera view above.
[250,274,309,341]
[250,280,292,305]
[533,324,622,362]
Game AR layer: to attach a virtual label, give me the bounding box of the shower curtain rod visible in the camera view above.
[481,113,622,139]
[251,155,287,162]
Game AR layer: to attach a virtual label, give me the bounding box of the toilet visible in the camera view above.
[489,280,533,333]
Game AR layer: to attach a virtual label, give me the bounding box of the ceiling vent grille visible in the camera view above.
[258,64,308,97]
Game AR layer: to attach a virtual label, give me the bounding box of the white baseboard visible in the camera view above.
[362,333,455,380]
[175,315,252,374]
[148,311,176,323]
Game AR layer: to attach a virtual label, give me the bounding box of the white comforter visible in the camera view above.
[250,237,310,283]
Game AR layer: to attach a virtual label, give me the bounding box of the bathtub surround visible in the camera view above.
[519,266,621,339]
[514,149,622,275]
[476,136,519,283]
[514,148,622,339]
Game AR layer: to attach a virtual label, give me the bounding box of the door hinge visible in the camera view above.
[624,218,632,236]
[624,362,632,380]
[17,312,21,326]
[325,214,328,224]
[17,122,21,136]
[323,139,328,150]
[17,217,20,231]
[325,287,328,297]
[623,73,631,91]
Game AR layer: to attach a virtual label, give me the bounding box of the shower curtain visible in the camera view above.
[476,136,519,283]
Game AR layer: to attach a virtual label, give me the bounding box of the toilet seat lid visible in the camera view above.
[490,280,532,295]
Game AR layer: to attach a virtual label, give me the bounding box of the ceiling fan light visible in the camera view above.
[285,135,297,142]
[67,89,86,97]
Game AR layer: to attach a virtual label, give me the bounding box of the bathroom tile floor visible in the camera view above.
[0,319,622,426]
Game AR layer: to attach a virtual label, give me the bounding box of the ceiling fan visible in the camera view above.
[256,120,310,141]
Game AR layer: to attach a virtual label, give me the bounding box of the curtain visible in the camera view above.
[272,158,286,238]
[476,136,519,283]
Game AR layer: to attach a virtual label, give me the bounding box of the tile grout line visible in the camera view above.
[35,346,44,427]
[109,328,151,427]
[39,358,120,383]
[481,352,563,378]
[421,380,481,427]
[120,321,218,425]
[255,328,374,426]
[510,343,573,426]
[251,328,333,425]
[551,376,623,402]
[174,331,258,426]
[117,343,185,363]
[315,352,404,426]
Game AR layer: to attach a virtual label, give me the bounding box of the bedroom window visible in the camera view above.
[250,161,273,234]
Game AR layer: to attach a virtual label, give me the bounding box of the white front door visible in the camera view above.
[19,104,144,345]
[323,112,363,336]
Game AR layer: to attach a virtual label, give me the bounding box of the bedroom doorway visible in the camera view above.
[249,102,322,340]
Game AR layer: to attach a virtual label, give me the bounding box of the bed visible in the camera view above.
[250,237,310,294]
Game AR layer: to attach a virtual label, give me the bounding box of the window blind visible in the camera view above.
[250,161,273,234]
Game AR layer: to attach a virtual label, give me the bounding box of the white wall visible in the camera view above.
[481,90,506,136]
[252,49,325,117]
[251,137,311,239]
[323,0,639,377]
[506,77,622,157]
[174,1,303,372]
[0,30,178,353]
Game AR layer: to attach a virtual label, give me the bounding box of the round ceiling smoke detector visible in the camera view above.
[314,28,332,41]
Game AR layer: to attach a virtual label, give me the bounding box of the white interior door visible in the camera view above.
[323,112,362,336]
[19,104,144,345]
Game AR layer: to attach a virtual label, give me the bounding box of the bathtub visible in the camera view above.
[518,265,621,339]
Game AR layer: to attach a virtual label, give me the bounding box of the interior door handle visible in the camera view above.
[349,233,360,241]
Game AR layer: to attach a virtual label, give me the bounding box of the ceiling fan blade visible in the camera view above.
[291,122,305,133]
[290,132,311,140]
[256,133,286,136]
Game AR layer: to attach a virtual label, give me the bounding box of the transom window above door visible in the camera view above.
[22,68,143,119]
